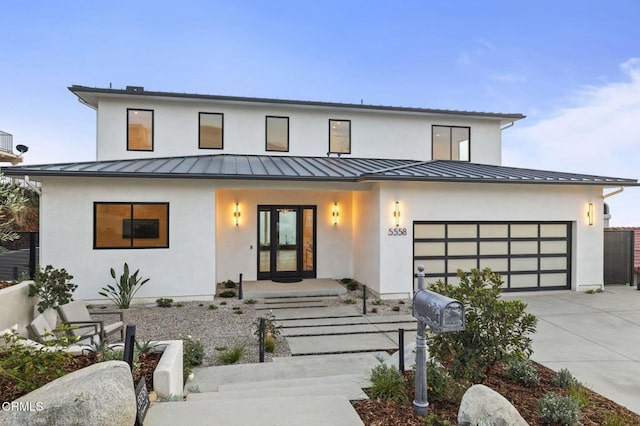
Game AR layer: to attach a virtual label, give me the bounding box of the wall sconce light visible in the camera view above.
[587,202,594,226]
[233,203,241,226]
[393,201,401,227]
[332,203,339,226]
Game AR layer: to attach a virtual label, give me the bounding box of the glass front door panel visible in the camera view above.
[276,209,297,272]
[259,210,271,273]
[302,208,314,272]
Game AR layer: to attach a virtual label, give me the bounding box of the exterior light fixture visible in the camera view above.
[393,201,401,227]
[332,203,339,226]
[587,202,594,226]
[233,203,241,226]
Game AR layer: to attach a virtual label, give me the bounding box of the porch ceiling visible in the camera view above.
[2,154,637,186]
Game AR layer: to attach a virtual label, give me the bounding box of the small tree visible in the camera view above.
[0,175,29,243]
[428,268,537,382]
[28,265,77,313]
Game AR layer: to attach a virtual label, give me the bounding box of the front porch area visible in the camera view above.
[240,278,347,299]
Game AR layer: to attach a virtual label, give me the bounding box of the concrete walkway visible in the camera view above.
[504,285,640,414]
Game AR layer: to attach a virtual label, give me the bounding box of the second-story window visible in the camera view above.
[329,119,350,154]
[432,125,470,161]
[200,112,223,149]
[266,116,289,152]
[127,109,154,151]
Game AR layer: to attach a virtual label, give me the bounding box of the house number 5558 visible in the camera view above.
[388,227,407,236]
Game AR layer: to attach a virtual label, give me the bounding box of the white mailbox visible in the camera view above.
[412,289,465,333]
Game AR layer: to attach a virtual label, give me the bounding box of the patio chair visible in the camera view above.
[57,300,125,343]
[26,312,100,347]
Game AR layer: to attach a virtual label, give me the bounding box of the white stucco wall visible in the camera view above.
[39,177,216,301]
[376,182,604,297]
[95,97,504,165]
[352,186,382,294]
[215,186,354,282]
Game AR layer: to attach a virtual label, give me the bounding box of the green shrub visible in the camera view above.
[426,361,465,403]
[371,299,383,306]
[175,303,184,307]
[538,392,581,426]
[253,311,281,338]
[371,308,378,313]
[182,335,205,381]
[220,301,227,305]
[28,265,77,313]
[0,329,73,396]
[391,306,400,312]
[368,364,406,402]
[398,300,405,305]
[223,280,237,289]
[343,299,356,304]
[208,304,218,310]
[552,368,580,388]
[156,298,173,308]
[604,413,627,426]
[567,385,589,409]
[425,413,452,426]
[234,309,243,315]
[265,334,276,353]
[219,290,236,298]
[428,268,537,382]
[99,263,149,309]
[244,299,257,305]
[503,359,539,386]
[347,282,359,291]
[216,344,246,365]
[340,278,353,284]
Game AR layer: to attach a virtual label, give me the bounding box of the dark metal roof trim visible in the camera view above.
[68,85,525,121]
[3,154,637,186]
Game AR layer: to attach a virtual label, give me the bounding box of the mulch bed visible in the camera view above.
[0,281,16,290]
[1,352,161,403]
[354,362,640,425]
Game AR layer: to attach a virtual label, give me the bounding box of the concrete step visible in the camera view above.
[271,306,361,320]
[186,353,380,393]
[187,382,369,401]
[145,395,364,426]
[279,314,415,328]
[262,296,334,304]
[281,321,417,337]
[287,331,417,356]
[271,351,390,362]
[217,373,371,392]
[255,301,328,310]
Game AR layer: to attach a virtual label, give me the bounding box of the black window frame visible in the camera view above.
[265,115,290,152]
[328,119,351,154]
[431,125,470,162]
[126,108,154,152]
[199,112,224,150]
[93,202,169,249]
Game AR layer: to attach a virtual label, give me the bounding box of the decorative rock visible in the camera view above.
[0,360,136,426]
[458,384,529,426]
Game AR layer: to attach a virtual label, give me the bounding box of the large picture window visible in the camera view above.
[265,116,289,152]
[199,112,223,149]
[329,119,351,154]
[432,125,470,161]
[127,109,154,151]
[94,202,169,249]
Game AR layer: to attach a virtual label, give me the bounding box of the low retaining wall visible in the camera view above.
[0,281,35,336]
[153,340,184,400]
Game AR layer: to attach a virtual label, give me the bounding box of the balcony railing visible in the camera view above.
[0,131,13,154]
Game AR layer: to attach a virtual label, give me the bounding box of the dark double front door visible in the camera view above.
[257,205,316,281]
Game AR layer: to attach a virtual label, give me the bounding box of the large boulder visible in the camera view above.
[0,360,136,426]
[458,384,528,426]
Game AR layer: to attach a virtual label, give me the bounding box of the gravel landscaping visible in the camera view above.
[95,284,413,367]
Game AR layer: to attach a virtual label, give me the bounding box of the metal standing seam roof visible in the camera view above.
[2,154,638,186]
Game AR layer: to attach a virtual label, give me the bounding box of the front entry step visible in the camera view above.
[287,331,417,356]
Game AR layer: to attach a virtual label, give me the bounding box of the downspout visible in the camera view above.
[499,122,515,165]
[500,122,515,131]
[603,187,624,199]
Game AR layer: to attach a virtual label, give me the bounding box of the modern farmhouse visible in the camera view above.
[3,85,637,300]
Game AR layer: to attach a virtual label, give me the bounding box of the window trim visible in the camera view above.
[265,115,290,152]
[431,125,471,162]
[93,202,169,249]
[328,119,351,154]
[126,108,154,152]
[199,112,224,150]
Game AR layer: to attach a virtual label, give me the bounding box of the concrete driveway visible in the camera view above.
[504,285,640,414]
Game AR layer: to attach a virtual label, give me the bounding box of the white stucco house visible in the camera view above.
[3,85,637,300]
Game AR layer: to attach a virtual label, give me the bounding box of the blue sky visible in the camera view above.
[1,1,639,224]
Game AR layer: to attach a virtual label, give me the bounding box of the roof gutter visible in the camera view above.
[603,187,624,199]
[500,121,515,131]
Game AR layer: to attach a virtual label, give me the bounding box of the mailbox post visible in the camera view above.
[412,265,465,416]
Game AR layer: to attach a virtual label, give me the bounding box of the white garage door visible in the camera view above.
[413,221,571,291]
